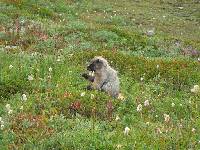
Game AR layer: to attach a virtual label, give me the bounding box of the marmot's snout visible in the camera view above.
[87,63,96,72]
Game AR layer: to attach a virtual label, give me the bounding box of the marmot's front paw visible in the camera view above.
[86,85,93,90]
[81,73,89,79]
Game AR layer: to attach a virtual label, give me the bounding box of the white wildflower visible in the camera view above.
[144,100,150,107]
[9,65,13,69]
[57,58,61,62]
[22,94,27,101]
[21,20,25,24]
[146,29,155,36]
[192,128,196,133]
[116,144,122,149]
[140,77,144,81]
[146,122,150,125]
[1,124,4,130]
[5,104,11,110]
[20,106,23,110]
[124,127,130,135]
[49,67,52,72]
[164,114,170,122]
[90,94,95,99]
[8,109,13,114]
[180,104,182,107]
[5,104,13,114]
[69,53,74,57]
[178,7,184,9]
[171,103,175,107]
[115,115,120,121]
[31,52,37,57]
[80,92,85,97]
[28,75,34,81]
[198,58,200,62]
[156,127,162,134]
[156,64,159,69]
[5,46,18,49]
[137,104,142,112]
[191,85,200,94]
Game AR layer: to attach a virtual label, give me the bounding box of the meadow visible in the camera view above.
[0,0,200,149]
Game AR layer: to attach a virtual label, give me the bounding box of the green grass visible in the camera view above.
[0,0,200,149]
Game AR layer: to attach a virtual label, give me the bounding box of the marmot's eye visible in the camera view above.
[96,59,101,63]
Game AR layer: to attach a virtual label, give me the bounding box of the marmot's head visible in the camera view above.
[87,56,108,72]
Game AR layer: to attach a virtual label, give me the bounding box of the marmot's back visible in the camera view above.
[99,64,120,98]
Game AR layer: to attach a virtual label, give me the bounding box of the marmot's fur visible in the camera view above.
[82,56,120,98]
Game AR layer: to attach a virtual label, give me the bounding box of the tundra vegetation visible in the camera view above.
[0,0,200,149]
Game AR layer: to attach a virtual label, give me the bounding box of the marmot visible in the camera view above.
[82,56,120,98]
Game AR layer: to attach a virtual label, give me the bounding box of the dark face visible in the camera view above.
[87,63,96,71]
[87,59,103,72]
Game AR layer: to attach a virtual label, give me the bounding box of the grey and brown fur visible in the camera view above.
[82,56,120,98]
